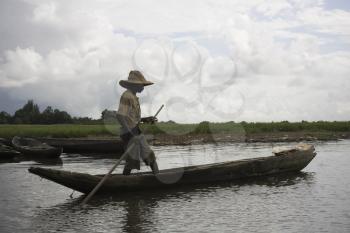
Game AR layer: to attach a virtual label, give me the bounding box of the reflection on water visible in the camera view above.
[1,141,350,232]
[31,172,314,233]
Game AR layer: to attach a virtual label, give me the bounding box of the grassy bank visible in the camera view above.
[0,124,118,138]
[142,121,350,135]
[0,121,350,139]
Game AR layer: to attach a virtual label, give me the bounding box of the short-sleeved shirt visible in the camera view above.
[117,90,141,134]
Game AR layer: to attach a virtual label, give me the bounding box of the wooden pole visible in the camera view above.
[80,148,130,206]
[154,104,164,118]
[81,104,164,205]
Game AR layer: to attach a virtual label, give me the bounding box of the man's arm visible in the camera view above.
[117,113,135,136]
[116,114,131,132]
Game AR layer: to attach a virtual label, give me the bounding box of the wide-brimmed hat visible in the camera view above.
[119,70,154,88]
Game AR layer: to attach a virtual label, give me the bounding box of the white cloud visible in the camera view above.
[297,6,350,37]
[33,2,60,25]
[0,0,349,122]
[0,47,43,87]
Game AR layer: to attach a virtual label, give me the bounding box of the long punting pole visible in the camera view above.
[153,104,164,118]
[80,148,130,205]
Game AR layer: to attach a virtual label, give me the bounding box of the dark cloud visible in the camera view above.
[0,88,25,114]
[0,0,66,54]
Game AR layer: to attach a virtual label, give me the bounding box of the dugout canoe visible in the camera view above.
[38,138,125,153]
[0,143,21,160]
[12,136,62,158]
[28,143,316,194]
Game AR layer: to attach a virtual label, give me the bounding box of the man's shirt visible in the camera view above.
[117,89,141,134]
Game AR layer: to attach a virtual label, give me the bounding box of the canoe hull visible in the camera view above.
[12,136,62,158]
[0,150,20,160]
[13,147,62,158]
[0,143,21,160]
[38,138,125,153]
[29,144,316,194]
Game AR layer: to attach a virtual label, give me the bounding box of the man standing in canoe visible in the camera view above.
[116,70,159,175]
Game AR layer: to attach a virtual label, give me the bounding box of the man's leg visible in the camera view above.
[121,135,141,176]
[121,134,131,175]
[150,161,159,175]
[138,134,159,174]
[122,165,132,175]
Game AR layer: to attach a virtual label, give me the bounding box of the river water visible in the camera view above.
[0,140,349,233]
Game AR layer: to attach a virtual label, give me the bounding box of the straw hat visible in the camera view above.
[119,70,154,88]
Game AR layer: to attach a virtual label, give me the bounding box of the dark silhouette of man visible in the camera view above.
[116,70,159,175]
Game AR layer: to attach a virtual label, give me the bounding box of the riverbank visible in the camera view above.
[150,131,350,145]
[1,122,349,145]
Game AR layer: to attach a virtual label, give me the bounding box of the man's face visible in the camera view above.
[130,84,144,93]
[136,85,144,93]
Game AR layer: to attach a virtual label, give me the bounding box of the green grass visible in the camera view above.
[241,121,350,134]
[141,122,198,135]
[0,121,349,139]
[0,124,118,138]
[143,121,350,135]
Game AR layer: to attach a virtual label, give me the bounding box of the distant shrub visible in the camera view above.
[192,121,211,134]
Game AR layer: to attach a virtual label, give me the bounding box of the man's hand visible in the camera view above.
[141,116,158,124]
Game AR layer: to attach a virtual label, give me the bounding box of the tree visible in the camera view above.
[53,109,73,124]
[101,109,118,124]
[41,106,54,124]
[0,111,11,124]
[13,100,41,124]
[1,99,98,124]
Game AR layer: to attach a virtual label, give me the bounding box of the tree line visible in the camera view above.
[0,100,104,124]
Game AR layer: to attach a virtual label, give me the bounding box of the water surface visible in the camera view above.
[0,141,349,232]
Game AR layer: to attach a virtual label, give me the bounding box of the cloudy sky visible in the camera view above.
[0,0,349,123]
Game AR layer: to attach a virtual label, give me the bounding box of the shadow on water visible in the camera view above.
[31,171,315,233]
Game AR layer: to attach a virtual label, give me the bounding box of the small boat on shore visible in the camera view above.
[0,138,11,146]
[28,144,316,194]
[12,136,62,158]
[0,143,21,160]
[38,138,125,153]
